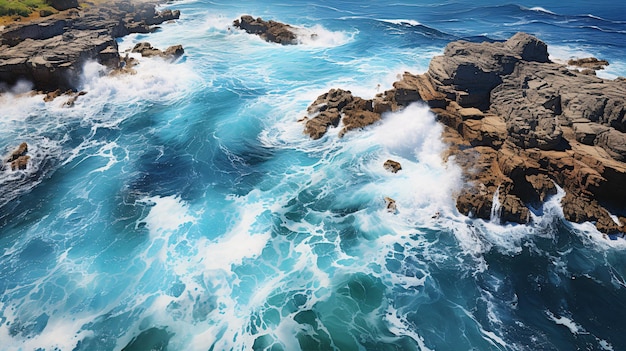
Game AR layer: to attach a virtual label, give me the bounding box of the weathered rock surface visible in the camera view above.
[384,197,397,213]
[303,73,444,139]
[568,57,609,71]
[4,142,30,170]
[383,160,402,173]
[131,42,184,60]
[233,15,297,45]
[302,32,626,234]
[0,0,181,92]
[428,33,626,233]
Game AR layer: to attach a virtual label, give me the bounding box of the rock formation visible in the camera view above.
[0,0,180,92]
[384,160,402,173]
[568,57,609,71]
[4,142,30,170]
[233,15,298,45]
[131,42,185,60]
[303,32,626,234]
[384,197,397,213]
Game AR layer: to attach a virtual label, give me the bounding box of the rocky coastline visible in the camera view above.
[302,32,626,235]
[2,6,624,237]
[0,0,181,92]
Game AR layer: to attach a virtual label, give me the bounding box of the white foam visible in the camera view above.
[378,19,422,26]
[139,196,196,235]
[546,311,584,335]
[549,45,626,79]
[598,338,615,350]
[385,305,434,351]
[294,24,354,48]
[528,7,556,15]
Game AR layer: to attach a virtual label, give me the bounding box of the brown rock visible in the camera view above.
[10,155,30,171]
[383,160,402,173]
[6,142,28,163]
[300,32,626,234]
[340,108,381,137]
[568,57,609,71]
[233,15,297,45]
[131,42,185,60]
[391,72,446,108]
[384,197,397,213]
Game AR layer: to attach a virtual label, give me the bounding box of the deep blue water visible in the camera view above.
[1,1,626,350]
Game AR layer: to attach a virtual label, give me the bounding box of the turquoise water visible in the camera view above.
[1,1,626,350]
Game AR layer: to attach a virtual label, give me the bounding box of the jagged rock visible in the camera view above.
[132,42,163,57]
[505,32,550,63]
[390,72,446,108]
[233,15,297,45]
[43,89,63,102]
[568,57,609,71]
[163,45,184,59]
[6,142,28,163]
[384,197,397,213]
[300,32,626,234]
[383,160,402,173]
[461,114,507,148]
[595,129,626,162]
[339,97,382,137]
[0,0,181,92]
[573,122,609,145]
[303,89,354,139]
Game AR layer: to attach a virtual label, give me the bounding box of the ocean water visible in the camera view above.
[1,0,626,350]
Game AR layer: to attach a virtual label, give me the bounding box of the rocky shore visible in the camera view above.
[302,32,626,235]
[0,0,180,92]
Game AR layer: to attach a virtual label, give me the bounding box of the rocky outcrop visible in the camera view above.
[0,0,181,92]
[4,142,30,170]
[425,33,626,233]
[383,160,402,173]
[131,42,184,60]
[302,32,626,234]
[568,57,609,71]
[384,197,397,213]
[233,15,298,45]
[303,73,444,139]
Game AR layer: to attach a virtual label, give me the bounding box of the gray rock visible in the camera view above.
[573,122,609,145]
[595,129,626,161]
[0,0,181,92]
[48,0,79,11]
[233,15,298,45]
